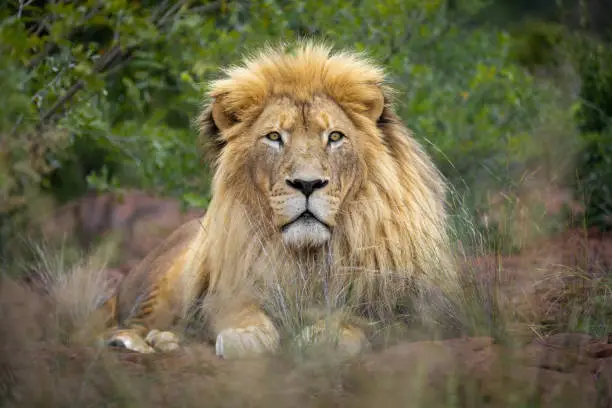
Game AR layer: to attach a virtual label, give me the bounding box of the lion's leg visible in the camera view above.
[211,303,280,359]
[295,319,371,357]
[85,295,153,353]
[102,283,182,353]
[87,218,210,354]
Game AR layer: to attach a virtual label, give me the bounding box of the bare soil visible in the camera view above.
[3,190,611,407]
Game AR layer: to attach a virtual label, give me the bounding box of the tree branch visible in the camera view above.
[26,2,104,70]
[39,45,124,124]
[37,0,222,126]
[189,1,223,14]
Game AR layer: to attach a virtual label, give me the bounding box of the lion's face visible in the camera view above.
[195,43,453,323]
[241,95,363,249]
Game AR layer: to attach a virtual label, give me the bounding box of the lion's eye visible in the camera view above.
[266,131,282,143]
[328,131,345,144]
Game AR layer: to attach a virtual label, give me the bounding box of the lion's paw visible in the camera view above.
[215,326,279,359]
[107,330,155,354]
[106,329,180,354]
[295,322,370,358]
[145,329,181,352]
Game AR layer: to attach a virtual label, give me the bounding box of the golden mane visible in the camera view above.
[185,41,456,327]
[93,41,459,357]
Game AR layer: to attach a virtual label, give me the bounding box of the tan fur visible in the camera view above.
[101,41,457,358]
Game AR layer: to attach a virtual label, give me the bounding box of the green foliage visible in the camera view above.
[570,35,612,230]
[573,35,612,134]
[0,0,585,253]
[501,11,612,232]
[507,20,568,69]
[574,129,612,229]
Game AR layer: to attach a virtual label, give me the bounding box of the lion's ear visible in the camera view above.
[200,94,237,132]
[364,89,385,123]
[210,95,239,132]
[373,91,396,127]
[198,98,233,162]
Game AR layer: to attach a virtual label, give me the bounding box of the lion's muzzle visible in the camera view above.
[278,187,333,249]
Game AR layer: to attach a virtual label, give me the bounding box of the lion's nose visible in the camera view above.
[286,178,329,197]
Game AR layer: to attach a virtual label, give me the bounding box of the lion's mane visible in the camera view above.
[175,41,455,329]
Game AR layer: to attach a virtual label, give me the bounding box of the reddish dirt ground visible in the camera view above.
[5,189,611,407]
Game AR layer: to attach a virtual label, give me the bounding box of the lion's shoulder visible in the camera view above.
[115,217,207,325]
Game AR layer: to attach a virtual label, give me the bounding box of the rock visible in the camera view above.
[588,343,612,359]
[34,189,205,268]
[545,332,594,348]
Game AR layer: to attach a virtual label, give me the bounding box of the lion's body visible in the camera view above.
[102,42,456,357]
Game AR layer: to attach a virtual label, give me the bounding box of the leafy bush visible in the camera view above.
[0,0,583,256]
[507,20,568,70]
[574,129,612,230]
[569,35,612,230]
[503,16,612,231]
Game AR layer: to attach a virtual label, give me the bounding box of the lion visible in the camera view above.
[99,41,457,359]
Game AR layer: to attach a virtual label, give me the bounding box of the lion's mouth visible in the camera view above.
[281,210,330,231]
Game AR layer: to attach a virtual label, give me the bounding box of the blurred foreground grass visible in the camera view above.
[2,1,612,406]
[1,218,611,407]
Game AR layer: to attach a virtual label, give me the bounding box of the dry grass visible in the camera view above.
[1,177,611,407]
[1,221,611,408]
[0,279,596,408]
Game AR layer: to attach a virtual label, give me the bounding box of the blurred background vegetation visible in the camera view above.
[1,0,612,262]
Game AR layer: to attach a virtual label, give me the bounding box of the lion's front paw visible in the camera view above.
[295,322,370,357]
[215,325,279,359]
[107,329,180,353]
[107,330,155,354]
[145,329,180,352]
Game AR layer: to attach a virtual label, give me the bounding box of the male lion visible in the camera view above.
[101,42,456,359]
